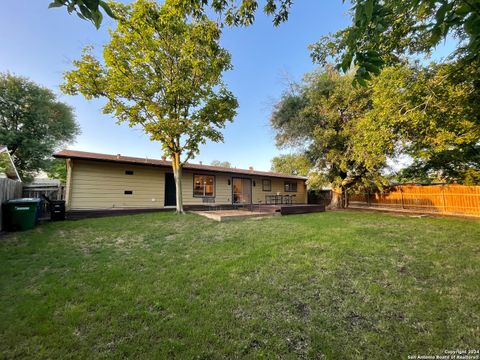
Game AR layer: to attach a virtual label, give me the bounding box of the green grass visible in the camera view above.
[0,211,479,359]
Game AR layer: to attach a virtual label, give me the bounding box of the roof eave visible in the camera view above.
[53,153,307,181]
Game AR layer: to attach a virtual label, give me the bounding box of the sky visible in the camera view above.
[0,1,456,172]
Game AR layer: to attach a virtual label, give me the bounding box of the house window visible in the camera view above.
[124,190,133,195]
[193,175,215,197]
[284,181,297,192]
[262,179,271,191]
[125,170,134,175]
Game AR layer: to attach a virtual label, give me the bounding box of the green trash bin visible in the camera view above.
[3,198,41,231]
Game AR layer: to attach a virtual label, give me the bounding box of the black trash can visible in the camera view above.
[49,200,66,221]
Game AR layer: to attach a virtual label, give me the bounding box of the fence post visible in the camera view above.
[441,185,447,213]
[400,187,404,209]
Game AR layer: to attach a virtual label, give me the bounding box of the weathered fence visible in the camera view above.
[0,178,23,230]
[23,181,64,218]
[308,190,332,206]
[349,184,480,217]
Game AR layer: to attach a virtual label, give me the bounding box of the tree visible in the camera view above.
[0,151,19,180]
[271,154,311,176]
[48,0,480,83]
[170,0,292,26]
[311,0,480,83]
[167,1,479,84]
[356,62,480,184]
[48,0,116,28]
[270,68,385,208]
[62,0,238,213]
[46,158,68,183]
[210,160,232,168]
[0,73,80,181]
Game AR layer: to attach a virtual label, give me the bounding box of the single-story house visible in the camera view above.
[54,150,308,210]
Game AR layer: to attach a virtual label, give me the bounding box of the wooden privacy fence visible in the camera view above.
[349,184,480,217]
[0,178,23,230]
[23,182,64,219]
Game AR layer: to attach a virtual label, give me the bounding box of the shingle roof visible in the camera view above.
[53,150,307,180]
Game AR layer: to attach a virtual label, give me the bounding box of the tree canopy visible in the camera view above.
[164,0,480,84]
[310,0,480,83]
[46,158,68,183]
[210,160,232,168]
[62,0,238,213]
[270,154,311,177]
[48,0,116,28]
[356,62,480,184]
[271,63,480,206]
[0,73,79,181]
[270,68,383,207]
[48,0,479,85]
[48,0,480,85]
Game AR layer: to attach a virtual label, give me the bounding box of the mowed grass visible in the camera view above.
[0,211,479,359]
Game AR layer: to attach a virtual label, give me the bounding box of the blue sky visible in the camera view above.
[0,1,455,172]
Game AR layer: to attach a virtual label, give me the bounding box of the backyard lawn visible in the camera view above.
[0,211,479,359]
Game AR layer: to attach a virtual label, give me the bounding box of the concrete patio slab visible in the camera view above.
[191,210,278,222]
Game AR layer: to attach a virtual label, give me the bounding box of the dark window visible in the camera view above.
[193,175,215,197]
[124,190,133,195]
[284,181,297,192]
[262,179,271,191]
[125,170,134,175]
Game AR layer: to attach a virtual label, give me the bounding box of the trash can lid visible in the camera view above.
[50,200,66,204]
[6,198,42,204]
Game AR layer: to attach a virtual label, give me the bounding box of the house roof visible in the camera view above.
[53,150,308,180]
[0,145,21,181]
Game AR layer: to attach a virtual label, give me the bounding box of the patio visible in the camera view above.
[192,209,277,222]
[192,204,326,220]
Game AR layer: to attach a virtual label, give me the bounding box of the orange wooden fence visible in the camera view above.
[348,184,480,217]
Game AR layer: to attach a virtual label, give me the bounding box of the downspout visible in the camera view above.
[64,158,73,210]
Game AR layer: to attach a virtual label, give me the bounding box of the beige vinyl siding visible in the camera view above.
[251,177,307,204]
[70,160,166,209]
[182,172,232,205]
[68,159,307,209]
[182,174,307,205]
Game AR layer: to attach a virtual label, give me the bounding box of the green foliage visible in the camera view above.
[62,0,238,212]
[271,62,479,188]
[62,0,237,163]
[311,0,480,84]
[358,63,480,184]
[170,0,480,85]
[170,0,292,26]
[48,0,116,28]
[463,168,480,185]
[210,160,232,168]
[46,158,67,183]
[0,153,15,178]
[271,154,311,176]
[0,73,80,180]
[270,68,386,192]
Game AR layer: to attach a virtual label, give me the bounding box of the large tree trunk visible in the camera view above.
[171,153,184,214]
[343,187,349,208]
[328,188,344,209]
[328,186,348,209]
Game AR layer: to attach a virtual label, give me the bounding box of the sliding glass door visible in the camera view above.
[232,178,252,204]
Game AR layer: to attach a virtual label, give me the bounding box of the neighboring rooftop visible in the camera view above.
[54,150,307,180]
[0,145,21,181]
